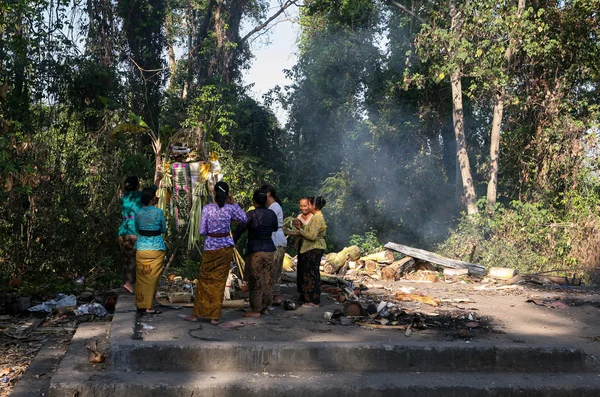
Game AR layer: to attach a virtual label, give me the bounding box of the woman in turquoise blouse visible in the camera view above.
[134,187,167,314]
[118,175,161,294]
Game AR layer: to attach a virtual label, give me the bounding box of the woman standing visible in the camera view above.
[134,187,167,314]
[184,181,247,324]
[293,196,327,307]
[119,175,161,294]
[294,196,327,307]
[260,184,287,306]
[234,189,278,317]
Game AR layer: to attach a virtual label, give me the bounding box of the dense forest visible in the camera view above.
[1,0,599,289]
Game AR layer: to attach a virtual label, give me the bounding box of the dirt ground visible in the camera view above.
[2,276,600,397]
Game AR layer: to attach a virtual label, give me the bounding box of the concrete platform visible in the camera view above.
[49,282,600,396]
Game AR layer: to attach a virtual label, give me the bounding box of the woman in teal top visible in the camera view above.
[118,175,161,294]
[134,187,167,314]
[118,176,142,294]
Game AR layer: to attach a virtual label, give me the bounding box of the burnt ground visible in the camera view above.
[2,278,600,396]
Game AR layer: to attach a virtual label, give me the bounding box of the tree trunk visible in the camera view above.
[450,70,478,215]
[165,18,176,88]
[486,88,504,209]
[486,0,525,210]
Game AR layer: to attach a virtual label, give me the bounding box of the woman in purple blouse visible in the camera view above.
[184,181,247,324]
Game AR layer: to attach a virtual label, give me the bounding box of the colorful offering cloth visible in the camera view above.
[172,162,191,231]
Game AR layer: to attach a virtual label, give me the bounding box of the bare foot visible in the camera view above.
[260,308,270,315]
[243,311,261,318]
[122,283,134,294]
[183,315,199,322]
[302,303,319,308]
[210,319,222,325]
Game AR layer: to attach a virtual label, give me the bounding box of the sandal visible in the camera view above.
[183,315,200,322]
[301,303,319,308]
[144,308,162,314]
[243,311,261,318]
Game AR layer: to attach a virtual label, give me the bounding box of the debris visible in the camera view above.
[139,323,155,330]
[168,291,193,303]
[526,299,569,309]
[322,246,361,274]
[343,302,366,317]
[74,303,109,317]
[28,294,77,313]
[384,242,485,275]
[404,324,413,337]
[443,268,469,277]
[381,257,415,281]
[394,292,441,307]
[355,322,408,330]
[221,299,249,308]
[458,328,471,338]
[489,267,516,280]
[283,300,296,310]
[86,340,105,364]
[465,322,479,328]
[359,250,395,264]
[323,312,333,321]
[282,254,296,272]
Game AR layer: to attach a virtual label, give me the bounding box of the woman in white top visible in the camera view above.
[261,184,287,305]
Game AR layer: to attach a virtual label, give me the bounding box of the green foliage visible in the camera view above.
[438,193,600,279]
[348,229,382,254]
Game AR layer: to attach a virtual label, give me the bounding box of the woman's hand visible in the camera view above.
[292,218,302,230]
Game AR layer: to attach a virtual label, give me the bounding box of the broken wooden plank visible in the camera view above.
[384,242,485,275]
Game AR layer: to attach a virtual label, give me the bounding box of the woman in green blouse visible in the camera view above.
[293,196,327,307]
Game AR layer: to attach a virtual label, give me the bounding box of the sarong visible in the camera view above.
[119,235,138,285]
[246,251,274,312]
[297,249,324,304]
[271,247,285,296]
[192,247,234,320]
[135,250,165,309]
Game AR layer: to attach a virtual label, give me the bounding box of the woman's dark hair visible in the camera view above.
[260,184,281,205]
[253,189,268,207]
[309,196,315,205]
[299,196,311,203]
[141,187,156,205]
[314,196,326,210]
[124,176,139,192]
[214,181,229,208]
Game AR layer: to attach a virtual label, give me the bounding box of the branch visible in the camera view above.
[389,0,427,25]
[241,0,298,43]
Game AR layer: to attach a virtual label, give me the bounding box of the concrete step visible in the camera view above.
[49,370,600,397]
[109,340,590,373]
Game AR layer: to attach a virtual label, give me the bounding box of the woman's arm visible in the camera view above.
[233,211,252,242]
[229,203,248,223]
[199,206,209,236]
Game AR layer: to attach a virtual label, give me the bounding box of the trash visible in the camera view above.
[140,323,155,330]
[86,340,106,363]
[468,313,475,321]
[526,299,569,310]
[405,324,413,337]
[466,321,479,328]
[343,302,366,317]
[323,312,333,321]
[74,303,109,317]
[394,292,441,307]
[75,277,85,285]
[377,301,387,313]
[28,294,77,313]
[458,328,471,338]
[283,300,296,310]
[489,267,517,280]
